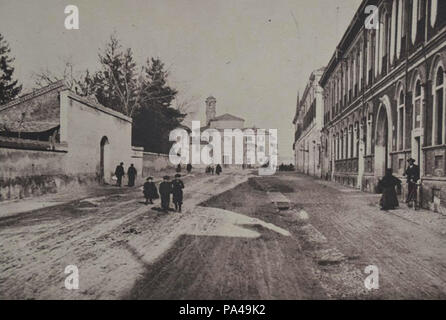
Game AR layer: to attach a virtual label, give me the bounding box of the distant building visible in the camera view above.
[196,96,270,168]
[292,68,325,177]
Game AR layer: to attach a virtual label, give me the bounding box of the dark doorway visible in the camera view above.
[100,136,110,184]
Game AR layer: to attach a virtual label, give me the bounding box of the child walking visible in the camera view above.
[143,177,158,205]
[172,174,185,212]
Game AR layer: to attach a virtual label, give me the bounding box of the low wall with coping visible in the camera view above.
[0,137,177,201]
[142,152,175,178]
[0,137,98,201]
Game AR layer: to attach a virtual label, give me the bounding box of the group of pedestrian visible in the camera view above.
[113,161,190,213]
[114,162,138,187]
[175,164,193,174]
[205,164,222,175]
[144,174,184,212]
[377,158,420,211]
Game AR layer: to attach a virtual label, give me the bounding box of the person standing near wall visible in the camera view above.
[127,164,137,187]
[186,163,192,174]
[216,164,222,175]
[405,158,420,208]
[115,162,125,187]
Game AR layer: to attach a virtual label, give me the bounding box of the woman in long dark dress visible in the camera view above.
[378,169,402,210]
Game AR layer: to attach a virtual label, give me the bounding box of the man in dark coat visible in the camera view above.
[378,168,402,210]
[186,163,192,174]
[127,164,137,187]
[176,164,182,173]
[159,176,172,212]
[143,177,158,205]
[404,158,420,207]
[115,162,125,187]
[172,174,184,212]
[216,164,222,175]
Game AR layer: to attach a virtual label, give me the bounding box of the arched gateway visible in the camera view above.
[374,97,393,178]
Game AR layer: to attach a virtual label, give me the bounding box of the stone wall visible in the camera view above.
[60,91,133,184]
[142,152,175,177]
[0,138,96,201]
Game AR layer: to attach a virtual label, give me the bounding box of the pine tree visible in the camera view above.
[94,34,140,116]
[133,58,185,153]
[95,33,124,112]
[0,33,22,105]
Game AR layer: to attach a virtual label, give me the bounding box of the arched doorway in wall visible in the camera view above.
[375,101,392,177]
[100,136,110,184]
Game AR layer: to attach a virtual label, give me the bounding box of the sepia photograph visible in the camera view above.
[0,0,445,307]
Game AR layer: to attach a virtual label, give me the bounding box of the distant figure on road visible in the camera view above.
[404,158,420,208]
[186,163,192,174]
[378,168,402,211]
[210,165,215,175]
[143,177,158,205]
[115,162,125,187]
[176,164,182,173]
[159,176,172,212]
[216,164,222,175]
[172,174,184,212]
[127,164,137,187]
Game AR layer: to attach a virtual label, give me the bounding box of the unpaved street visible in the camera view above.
[127,173,446,300]
[1,171,445,299]
[0,171,249,299]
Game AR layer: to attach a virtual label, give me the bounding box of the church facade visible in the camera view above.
[198,96,270,168]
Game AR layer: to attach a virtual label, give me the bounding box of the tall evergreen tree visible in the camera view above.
[133,58,185,153]
[94,34,140,116]
[0,33,22,105]
[95,33,125,112]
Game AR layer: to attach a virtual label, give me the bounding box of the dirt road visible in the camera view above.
[0,171,250,299]
[1,171,445,299]
[128,173,446,300]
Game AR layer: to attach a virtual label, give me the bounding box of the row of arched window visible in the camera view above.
[397,63,445,151]
[325,0,443,122]
[333,122,360,161]
[332,62,445,161]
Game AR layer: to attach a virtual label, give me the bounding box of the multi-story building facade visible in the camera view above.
[320,0,446,212]
[293,68,325,177]
[196,96,270,169]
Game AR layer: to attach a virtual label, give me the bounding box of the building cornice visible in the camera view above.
[320,0,380,86]
[64,91,133,123]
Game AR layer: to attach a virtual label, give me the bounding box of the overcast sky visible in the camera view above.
[0,0,362,159]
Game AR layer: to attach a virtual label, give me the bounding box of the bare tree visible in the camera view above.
[32,57,87,94]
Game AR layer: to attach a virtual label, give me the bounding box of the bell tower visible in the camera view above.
[205,96,216,125]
